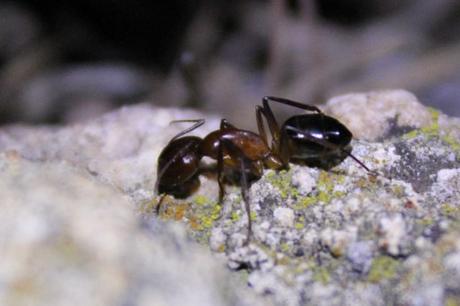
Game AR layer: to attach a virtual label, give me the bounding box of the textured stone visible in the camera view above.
[1,90,460,306]
[323,89,433,141]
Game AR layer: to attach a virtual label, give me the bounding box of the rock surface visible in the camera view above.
[1,90,460,306]
[0,155,269,306]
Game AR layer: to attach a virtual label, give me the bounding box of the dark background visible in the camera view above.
[1,0,460,127]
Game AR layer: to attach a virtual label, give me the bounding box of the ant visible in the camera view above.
[155,118,284,245]
[155,97,373,245]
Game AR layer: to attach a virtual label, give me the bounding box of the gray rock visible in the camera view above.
[1,90,460,306]
[0,136,270,306]
[346,241,374,274]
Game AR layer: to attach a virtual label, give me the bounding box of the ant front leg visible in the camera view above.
[256,105,289,169]
[258,96,322,156]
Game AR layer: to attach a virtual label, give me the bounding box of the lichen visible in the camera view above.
[280,243,291,253]
[367,256,399,283]
[193,194,210,206]
[316,171,346,204]
[138,197,158,214]
[402,108,439,140]
[446,297,460,306]
[266,170,298,199]
[293,196,317,210]
[231,211,240,222]
[420,108,440,137]
[295,216,306,230]
[442,134,460,157]
[441,204,459,217]
[187,195,221,232]
[313,266,330,284]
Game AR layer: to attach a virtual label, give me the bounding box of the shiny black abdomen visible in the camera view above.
[157,136,202,187]
[281,114,352,159]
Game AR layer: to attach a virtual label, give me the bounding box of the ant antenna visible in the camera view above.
[168,119,205,142]
[340,149,373,173]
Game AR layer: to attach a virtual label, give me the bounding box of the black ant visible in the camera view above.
[155,97,373,245]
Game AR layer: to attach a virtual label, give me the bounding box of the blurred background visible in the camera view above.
[1,0,460,129]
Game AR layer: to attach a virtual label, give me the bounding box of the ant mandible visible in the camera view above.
[156,97,373,245]
[155,118,284,245]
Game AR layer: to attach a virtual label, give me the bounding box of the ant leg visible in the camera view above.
[256,105,269,147]
[217,140,226,203]
[257,103,282,157]
[260,98,281,146]
[263,96,323,114]
[168,119,205,142]
[257,104,289,168]
[156,194,166,215]
[219,139,253,246]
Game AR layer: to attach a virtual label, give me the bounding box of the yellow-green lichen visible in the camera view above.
[403,129,419,140]
[266,170,298,199]
[316,171,338,204]
[420,108,440,137]
[216,244,226,253]
[294,215,305,230]
[280,242,291,253]
[313,266,330,284]
[295,222,305,230]
[403,108,440,140]
[231,211,240,222]
[441,203,459,217]
[193,194,210,206]
[446,297,460,306]
[442,134,460,156]
[138,197,159,214]
[292,171,346,209]
[293,196,317,210]
[401,108,460,158]
[189,195,222,231]
[368,256,399,283]
[417,217,434,226]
